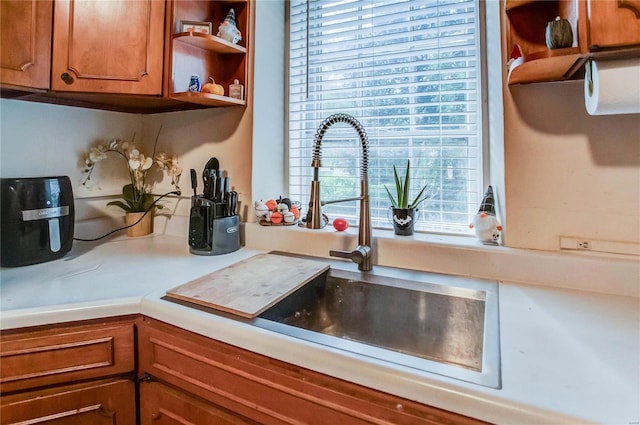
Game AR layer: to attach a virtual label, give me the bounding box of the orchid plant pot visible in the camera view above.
[125,212,153,237]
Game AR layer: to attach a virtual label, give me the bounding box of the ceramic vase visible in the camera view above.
[125,212,153,237]
[391,207,417,236]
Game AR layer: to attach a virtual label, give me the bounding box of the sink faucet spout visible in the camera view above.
[304,113,372,271]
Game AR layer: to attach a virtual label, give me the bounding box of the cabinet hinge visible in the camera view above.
[136,373,153,383]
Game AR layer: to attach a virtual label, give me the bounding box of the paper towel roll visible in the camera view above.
[585,58,640,116]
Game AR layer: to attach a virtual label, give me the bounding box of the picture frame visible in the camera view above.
[181,20,213,35]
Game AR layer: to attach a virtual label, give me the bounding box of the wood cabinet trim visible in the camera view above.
[1,378,135,425]
[0,0,52,89]
[149,336,393,425]
[141,380,260,425]
[618,0,640,19]
[1,335,115,383]
[0,319,134,394]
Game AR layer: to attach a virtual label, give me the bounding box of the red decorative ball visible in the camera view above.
[333,218,348,231]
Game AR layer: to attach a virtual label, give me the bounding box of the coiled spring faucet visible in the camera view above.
[304,113,372,271]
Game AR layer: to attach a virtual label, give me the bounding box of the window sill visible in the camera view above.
[244,222,638,298]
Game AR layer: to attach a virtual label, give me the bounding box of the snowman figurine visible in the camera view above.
[469,185,502,245]
[217,9,242,44]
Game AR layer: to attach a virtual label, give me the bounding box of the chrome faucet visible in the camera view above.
[304,113,372,271]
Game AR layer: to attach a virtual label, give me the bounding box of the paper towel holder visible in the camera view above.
[585,59,594,97]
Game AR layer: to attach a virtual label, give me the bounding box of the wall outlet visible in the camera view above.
[560,236,640,256]
[577,240,591,250]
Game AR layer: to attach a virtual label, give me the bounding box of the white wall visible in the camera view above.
[0,99,142,220]
[141,106,253,219]
[0,99,253,223]
[502,79,640,251]
[251,0,285,203]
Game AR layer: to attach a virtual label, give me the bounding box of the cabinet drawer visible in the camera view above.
[0,319,135,393]
[140,381,258,425]
[139,317,486,425]
[1,378,135,425]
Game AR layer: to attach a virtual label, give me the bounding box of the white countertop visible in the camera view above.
[1,231,638,424]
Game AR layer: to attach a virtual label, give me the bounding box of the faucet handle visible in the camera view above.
[351,245,371,265]
[329,249,352,260]
[329,245,371,266]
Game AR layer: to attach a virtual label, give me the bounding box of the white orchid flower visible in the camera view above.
[81,133,182,210]
[141,156,153,170]
[128,159,140,170]
[88,146,107,163]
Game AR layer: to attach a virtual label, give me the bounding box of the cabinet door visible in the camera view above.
[588,0,640,48]
[51,0,165,95]
[140,381,258,425]
[0,378,135,425]
[0,319,135,394]
[0,0,52,90]
[138,317,487,425]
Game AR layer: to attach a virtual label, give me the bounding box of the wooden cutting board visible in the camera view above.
[165,253,330,318]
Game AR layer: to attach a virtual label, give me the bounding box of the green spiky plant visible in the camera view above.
[384,160,431,209]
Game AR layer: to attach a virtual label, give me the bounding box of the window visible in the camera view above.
[288,0,486,234]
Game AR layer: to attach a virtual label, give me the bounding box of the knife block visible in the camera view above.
[188,197,240,256]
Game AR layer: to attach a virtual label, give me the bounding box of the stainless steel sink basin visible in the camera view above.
[252,254,501,388]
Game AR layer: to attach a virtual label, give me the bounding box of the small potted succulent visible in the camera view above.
[384,160,431,236]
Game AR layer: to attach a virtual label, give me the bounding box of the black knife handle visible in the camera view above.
[188,206,206,248]
[190,169,197,198]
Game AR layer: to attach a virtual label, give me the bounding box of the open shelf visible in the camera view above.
[508,50,586,84]
[170,91,245,107]
[173,32,246,54]
[504,0,585,84]
[170,0,249,107]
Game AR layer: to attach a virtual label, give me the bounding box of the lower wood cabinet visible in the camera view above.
[1,314,488,423]
[138,316,487,425]
[0,316,137,425]
[0,316,135,393]
[0,378,135,425]
[140,380,259,425]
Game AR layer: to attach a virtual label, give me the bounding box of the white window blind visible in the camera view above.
[288,0,485,234]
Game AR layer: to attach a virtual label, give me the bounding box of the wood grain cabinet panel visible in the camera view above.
[140,380,259,425]
[138,317,487,425]
[0,0,52,89]
[0,319,135,394]
[0,378,135,425]
[51,0,165,94]
[588,0,640,48]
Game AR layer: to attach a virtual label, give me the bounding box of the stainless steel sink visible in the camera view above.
[252,253,501,388]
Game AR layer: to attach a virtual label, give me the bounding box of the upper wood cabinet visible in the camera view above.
[504,0,640,84]
[51,0,165,95]
[1,0,251,112]
[587,0,640,49]
[0,0,53,90]
[168,0,250,107]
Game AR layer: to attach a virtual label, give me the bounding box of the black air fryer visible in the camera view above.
[1,176,75,267]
